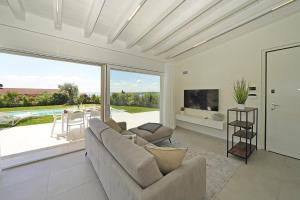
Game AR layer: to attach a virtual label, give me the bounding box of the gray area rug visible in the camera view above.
[158,140,241,200]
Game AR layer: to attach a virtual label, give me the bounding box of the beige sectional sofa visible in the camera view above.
[85,118,206,200]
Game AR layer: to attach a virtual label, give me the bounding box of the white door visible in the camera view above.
[266,46,300,159]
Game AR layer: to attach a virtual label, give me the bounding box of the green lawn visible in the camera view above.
[111,105,159,113]
[17,115,53,126]
[0,115,53,128]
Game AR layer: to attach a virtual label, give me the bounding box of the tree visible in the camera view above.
[51,92,68,105]
[58,83,79,104]
[78,93,91,104]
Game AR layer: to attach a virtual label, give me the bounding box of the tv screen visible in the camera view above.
[184,89,219,111]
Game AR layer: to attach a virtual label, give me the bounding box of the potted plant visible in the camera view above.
[180,107,185,114]
[233,78,249,110]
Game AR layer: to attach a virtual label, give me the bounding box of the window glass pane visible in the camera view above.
[0,53,101,159]
[110,69,160,129]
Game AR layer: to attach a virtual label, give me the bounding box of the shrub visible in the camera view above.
[91,94,101,104]
[0,95,4,107]
[36,93,52,105]
[110,92,159,107]
[19,95,32,106]
[51,92,68,105]
[3,92,18,107]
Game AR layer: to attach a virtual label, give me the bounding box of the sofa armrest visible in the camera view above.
[142,156,206,200]
[118,122,127,130]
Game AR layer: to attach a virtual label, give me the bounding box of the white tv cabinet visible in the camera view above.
[176,113,224,130]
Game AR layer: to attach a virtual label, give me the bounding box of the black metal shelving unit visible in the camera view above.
[227,107,258,164]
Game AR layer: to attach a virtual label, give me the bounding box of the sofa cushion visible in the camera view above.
[105,118,122,133]
[89,118,109,142]
[129,126,173,142]
[102,130,163,188]
[120,130,134,135]
[145,144,187,174]
[136,136,149,147]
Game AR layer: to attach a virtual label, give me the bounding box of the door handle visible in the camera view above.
[271,103,280,111]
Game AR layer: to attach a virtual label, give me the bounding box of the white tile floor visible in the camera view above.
[1,127,299,200]
[0,151,108,200]
[0,124,83,156]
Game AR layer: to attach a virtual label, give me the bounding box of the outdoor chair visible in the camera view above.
[66,111,85,137]
[88,110,101,121]
[51,112,63,138]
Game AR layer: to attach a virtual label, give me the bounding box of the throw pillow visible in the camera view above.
[105,118,122,133]
[144,144,187,174]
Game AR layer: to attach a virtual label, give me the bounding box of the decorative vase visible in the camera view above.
[237,104,245,110]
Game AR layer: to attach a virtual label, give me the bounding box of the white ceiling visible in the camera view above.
[0,0,299,62]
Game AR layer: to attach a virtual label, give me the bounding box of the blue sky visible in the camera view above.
[110,70,160,93]
[0,53,160,93]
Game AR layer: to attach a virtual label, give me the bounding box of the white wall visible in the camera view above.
[174,11,300,147]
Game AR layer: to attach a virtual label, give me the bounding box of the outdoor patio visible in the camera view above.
[0,111,159,157]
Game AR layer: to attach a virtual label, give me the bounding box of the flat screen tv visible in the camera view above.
[184,89,219,111]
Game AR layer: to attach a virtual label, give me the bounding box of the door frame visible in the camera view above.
[263,43,300,150]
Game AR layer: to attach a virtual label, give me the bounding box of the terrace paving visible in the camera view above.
[0,111,159,157]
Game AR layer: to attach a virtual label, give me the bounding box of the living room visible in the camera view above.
[0,0,300,200]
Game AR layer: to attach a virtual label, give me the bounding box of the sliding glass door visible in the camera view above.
[0,52,101,167]
[0,52,163,168]
[109,69,161,129]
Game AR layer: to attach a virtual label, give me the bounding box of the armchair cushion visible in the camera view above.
[117,121,127,130]
[105,118,122,133]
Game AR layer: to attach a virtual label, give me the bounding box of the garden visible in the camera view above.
[0,83,159,127]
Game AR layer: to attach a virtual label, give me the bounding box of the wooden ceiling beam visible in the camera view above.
[107,0,148,44]
[155,0,257,56]
[84,0,106,37]
[141,0,222,52]
[126,0,186,49]
[53,0,63,29]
